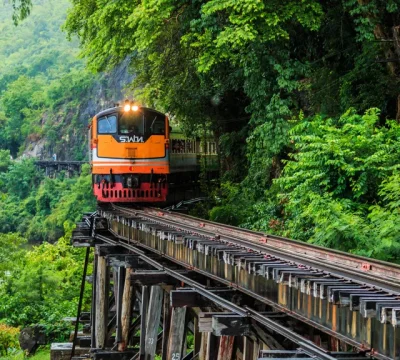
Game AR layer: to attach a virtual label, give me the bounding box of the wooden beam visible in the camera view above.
[198,312,228,333]
[107,255,141,268]
[118,268,132,351]
[167,307,187,360]
[198,312,249,335]
[193,317,202,356]
[131,271,181,286]
[162,286,172,360]
[243,336,254,360]
[170,290,209,308]
[95,255,108,348]
[198,332,208,360]
[97,245,128,256]
[217,336,234,360]
[212,315,249,336]
[206,333,219,360]
[115,267,125,346]
[144,286,164,358]
[252,323,284,350]
[91,350,137,360]
[139,286,149,359]
[91,254,98,347]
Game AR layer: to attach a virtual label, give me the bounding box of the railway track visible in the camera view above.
[117,204,400,293]
[74,204,400,360]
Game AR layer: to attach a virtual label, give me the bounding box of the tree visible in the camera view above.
[10,0,32,25]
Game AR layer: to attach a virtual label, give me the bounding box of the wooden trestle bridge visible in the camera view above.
[59,204,400,360]
[35,160,86,177]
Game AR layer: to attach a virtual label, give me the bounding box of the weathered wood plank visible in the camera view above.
[145,286,164,359]
[118,268,133,351]
[95,255,108,348]
[170,290,208,307]
[205,333,219,360]
[131,271,181,286]
[139,286,149,359]
[167,307,187,360]
[193,317,202,356]
[217,336,234,360]
[162,286,172,360]
[243,337,254,360]
[212,315,249,336]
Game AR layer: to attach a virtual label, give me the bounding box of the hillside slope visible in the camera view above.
[0,0,132,160]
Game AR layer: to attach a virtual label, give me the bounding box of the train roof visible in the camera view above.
[94,106,166,119]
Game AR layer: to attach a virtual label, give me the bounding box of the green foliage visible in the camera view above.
[0,151,11,173]
[0,234,92,328]
[0,348,50,360]
[64,0,400,264]
[209,182,250,226]
[0,234,26,274]
[0,0,95,159]
[1,159,43,199]
[0,324,19,356]
[0,162,95,242]
[273,108,400,258]
[9,0,32,25]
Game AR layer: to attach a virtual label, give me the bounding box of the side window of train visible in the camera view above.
[148,114,165,135]
[172,139,185,153]
[186,140,193,153]
[98,115,117,134]
[210,142,216,154]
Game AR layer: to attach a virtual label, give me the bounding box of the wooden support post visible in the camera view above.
[112,267,126,350]
[206,333,219,360]
[253,340,260,360]
[115,267,125,346]
[91,254,98,348]
[118,268,133,351]
[161,286,172,360]
[199,333,208,360]
[243,336,254,360]
[144,286,164,359]
[95,254,108,349]
[167,307,187,360]
[139,286,149,359]
[193,316,202,356]
[217,336,234,360]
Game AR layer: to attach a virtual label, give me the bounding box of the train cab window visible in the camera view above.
[98,115,117,134]
[119,112,144,134]
[118,110,165,136]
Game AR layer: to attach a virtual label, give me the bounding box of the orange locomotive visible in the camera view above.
[89,103,170,202]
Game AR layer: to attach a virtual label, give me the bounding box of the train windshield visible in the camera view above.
[98,115,117,134]
[118,109,165,136]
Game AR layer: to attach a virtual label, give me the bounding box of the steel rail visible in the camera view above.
[111,204,400,293]
[147,205,400,275]
[94,206,398,360]
[112,233,367,350]
[94,232,339,360]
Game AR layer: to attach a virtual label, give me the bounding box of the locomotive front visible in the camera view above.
[89,103,169,202]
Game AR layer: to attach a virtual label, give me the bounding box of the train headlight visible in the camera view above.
[124,104,131,112]
[132,105,139,111]
[126,175,140,188]
[132,176,140,188]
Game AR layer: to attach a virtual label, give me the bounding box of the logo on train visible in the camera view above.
[119,135,144,143]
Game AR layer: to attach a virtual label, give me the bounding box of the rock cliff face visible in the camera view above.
[24,59,134,161]
[79,58,134,125]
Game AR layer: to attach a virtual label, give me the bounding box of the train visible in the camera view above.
[89,102,218,203]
